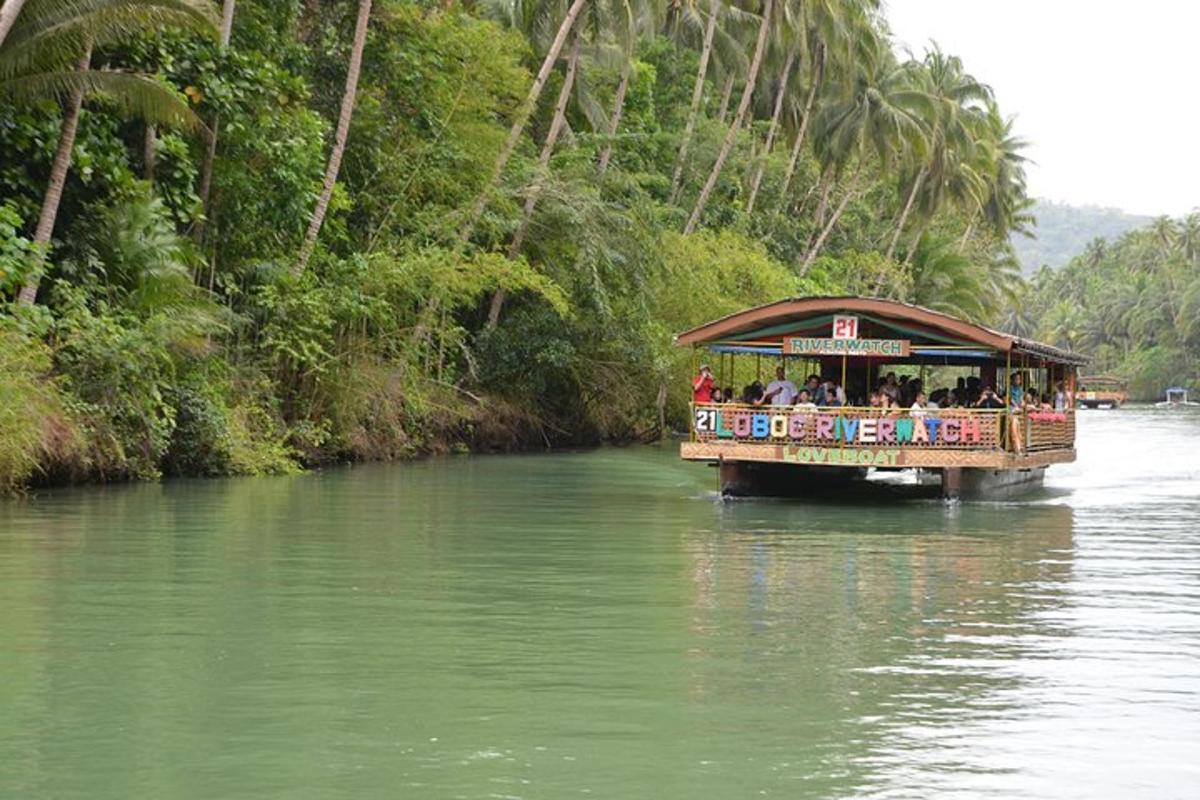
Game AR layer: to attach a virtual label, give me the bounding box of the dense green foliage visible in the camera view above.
[1,0,1042,492]
[1017,215,1200,399]
[1011,200,1153,274]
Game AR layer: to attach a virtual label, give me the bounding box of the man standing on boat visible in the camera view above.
[693,364,714,403]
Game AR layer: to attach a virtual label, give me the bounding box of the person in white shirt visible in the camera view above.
[763,366,798,406]
[910,391,928,418]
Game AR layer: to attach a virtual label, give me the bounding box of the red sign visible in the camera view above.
[832,315,859,340]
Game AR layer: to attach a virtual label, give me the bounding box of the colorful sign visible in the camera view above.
[783,446,900,466]
[694,408,988,446]
[832,315,859,340]
[784,337,911,357]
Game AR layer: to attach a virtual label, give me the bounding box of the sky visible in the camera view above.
[886,0,1199,217]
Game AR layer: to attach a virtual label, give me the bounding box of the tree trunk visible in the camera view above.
[18,48,90,306]
[958,210,976,250]
[486,30,583,329]
[596,56,631,178]
[0,0,27,49]
[745,50,794,215]
[458,0,589,243]
[684,0,772,235]
[143,124,156,182]
[668,0,719,203]
[294,0,372,276]
[811,166,832,228]
[194,0,235,243]
[885,166,924,261]
[716,72,735,124]
[780,54,820,198]
[799,162,860,275]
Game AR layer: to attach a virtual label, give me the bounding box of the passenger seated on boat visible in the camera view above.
[881,372,900,403]
[723,387,734,404]
[910,391,928,417]
[965,375,982,405]
[1053,381,1070,411]
[795,389,817,409]
[945,389,963,408]
[763,366,799,406]
[742,382,764,405]
[974,386,1004,409]
[711,387,724,403]
[819,381,845,407]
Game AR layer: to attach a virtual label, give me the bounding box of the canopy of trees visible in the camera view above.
[1016,215,1200,399]
[1,0,1044,491]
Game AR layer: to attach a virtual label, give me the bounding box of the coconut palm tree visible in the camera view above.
[682,0,773,234]
[2,0,217,305]
[294,0,372,276]
[459,0,590,243]
[886,45,990,261]
[800,39,926,273]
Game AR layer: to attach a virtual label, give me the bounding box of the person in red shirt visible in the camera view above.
[693,364,714,403]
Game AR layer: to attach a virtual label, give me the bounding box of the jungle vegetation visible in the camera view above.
[1016,214,1200,399]
[1,0,1041,492]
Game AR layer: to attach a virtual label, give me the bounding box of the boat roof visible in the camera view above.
[674,296,1089,366]
[1166,386,1188,392]
[1079,374,1126,384]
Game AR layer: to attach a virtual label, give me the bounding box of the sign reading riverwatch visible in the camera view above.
[785,337,911,357]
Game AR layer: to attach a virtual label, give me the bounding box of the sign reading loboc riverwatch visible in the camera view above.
[784,337,911,357]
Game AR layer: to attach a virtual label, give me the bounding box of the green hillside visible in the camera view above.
[1013,201,1153,272]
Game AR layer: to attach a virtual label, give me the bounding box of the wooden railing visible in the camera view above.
[690,403,1076,454]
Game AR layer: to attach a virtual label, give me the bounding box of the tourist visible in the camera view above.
[795,389,817,409]
[763,366,798,406]
[882,372,900,403]
[975,386,1004,409]
[743,381,764,405]
[1053,381,1070,411]
[803,374,823,404]
[910,391,928,417]
[711,387,723,403]
[821,381,844,408]
[692,363,714,403]
[1008,371,1024,407]
[723,387,734,405]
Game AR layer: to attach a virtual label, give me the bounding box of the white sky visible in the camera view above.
[886,0,1199,217]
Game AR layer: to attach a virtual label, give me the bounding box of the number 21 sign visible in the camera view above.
[832,315,859,340]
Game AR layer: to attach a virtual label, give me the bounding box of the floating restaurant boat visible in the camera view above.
[1156,387,1198,408]
[1076,375,1128,408]
[675,296,1088,500]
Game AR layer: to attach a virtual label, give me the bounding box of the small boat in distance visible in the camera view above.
[1155,387,1199,408]
[1077,375,1127,409]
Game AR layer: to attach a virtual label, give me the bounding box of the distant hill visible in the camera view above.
[1011,200,1153,273]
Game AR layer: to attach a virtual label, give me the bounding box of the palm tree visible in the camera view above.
[667,0,720,200]
[458,0,590,243]
[886,46,990,261]
[596,0,659,178]
[683,0,773,234]
[486,27,584,328]
[800,41,926,273]
[294,0,372,276]
[743,47,794,214]
[194,0,236,242]
[2,0,217,305]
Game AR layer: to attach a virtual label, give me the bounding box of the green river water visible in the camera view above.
[3,409,1199,799]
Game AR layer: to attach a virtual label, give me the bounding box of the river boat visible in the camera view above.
[1156,387,1198,408]
[676,296,1087,500]
[1077,374,1127,408]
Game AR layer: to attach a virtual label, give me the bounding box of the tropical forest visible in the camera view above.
[0,0,1193,493]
